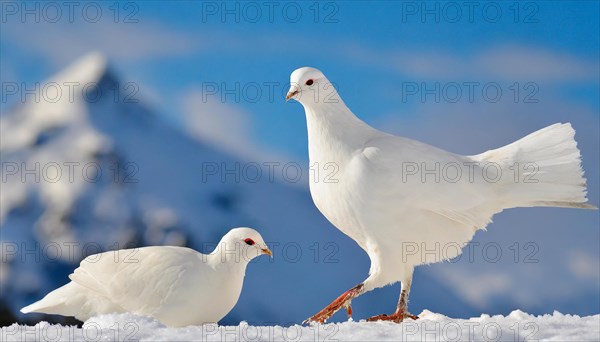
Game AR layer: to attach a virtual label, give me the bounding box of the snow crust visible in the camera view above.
[2,310,598,341]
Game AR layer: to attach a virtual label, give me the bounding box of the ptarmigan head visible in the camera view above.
[286,67,339,106]
[216,227,272,263]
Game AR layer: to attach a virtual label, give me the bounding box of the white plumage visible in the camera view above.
[21,227,272,327]
[286,67,596,324]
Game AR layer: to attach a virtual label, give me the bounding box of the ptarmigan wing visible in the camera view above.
[355,134,500,230]
[69,246,199,316]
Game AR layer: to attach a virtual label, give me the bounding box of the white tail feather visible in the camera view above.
[21,291,67,315]
[475,123,596,210]
[20,282,83,317]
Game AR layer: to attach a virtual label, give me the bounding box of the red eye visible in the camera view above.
[244,238,255,246]
[305,79,314,86]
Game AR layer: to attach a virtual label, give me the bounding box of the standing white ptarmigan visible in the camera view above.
[286,67,596,324]
[21,228,272,327]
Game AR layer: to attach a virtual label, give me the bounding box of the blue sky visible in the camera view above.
[2,1,599,161]
[2,1,599,316]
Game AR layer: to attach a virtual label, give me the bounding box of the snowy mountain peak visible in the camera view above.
[52,51,109,86]
[0,53,116,154]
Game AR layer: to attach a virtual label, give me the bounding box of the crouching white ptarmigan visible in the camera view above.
[286,67,597,324]
[21,228,272,327]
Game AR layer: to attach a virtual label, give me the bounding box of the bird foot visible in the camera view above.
[366,310,419,323]
[303,284,363,325]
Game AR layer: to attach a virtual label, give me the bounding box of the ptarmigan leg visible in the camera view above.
[367,274,418,323]
[303,283,364,324]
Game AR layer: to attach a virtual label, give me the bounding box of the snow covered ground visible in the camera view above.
[2,310,598,342]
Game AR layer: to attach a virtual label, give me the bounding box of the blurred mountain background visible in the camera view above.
[1,1,598,326]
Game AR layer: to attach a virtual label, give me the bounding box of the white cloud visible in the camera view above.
[568,251,600,281]
[186,33,598,83]
[180,88,295,166]
[196,34,600,84]
[433,267,513,308]
[2,20,197,67]
[475,45,600,82]
[181,88,254,156]
[332,42,599,83]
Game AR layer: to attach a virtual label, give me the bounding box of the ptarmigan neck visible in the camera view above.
[206,246,249,274]
[304,97,374,165]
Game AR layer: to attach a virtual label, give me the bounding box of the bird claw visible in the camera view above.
[302,317,317,326]
[367,311,419,323]
[302,309,329,325]
[345,303,353,319]
[303,316,327,325]
[302,299,349,325]
[303,284,364,325]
